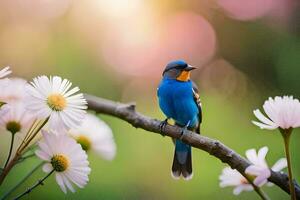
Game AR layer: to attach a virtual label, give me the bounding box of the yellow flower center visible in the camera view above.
[51,154,69,172]
[241,175,254,184]
[6,121,21,134]
[47,94,66,111]
[77,135,92,151]
[240,178,249,184]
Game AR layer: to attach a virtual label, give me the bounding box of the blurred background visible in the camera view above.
[0,0,299,199]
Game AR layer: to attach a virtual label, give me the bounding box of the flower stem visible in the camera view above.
[282,129,296,200]
[1,162,43,200]
[245,175,270,200]
[252,183,270,200]
[3,133,15,168]
[0,118,49,186]
[13,170,54,200]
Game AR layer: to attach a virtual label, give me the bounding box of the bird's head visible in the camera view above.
[162,60,197,82]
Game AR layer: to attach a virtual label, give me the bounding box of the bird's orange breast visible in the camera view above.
[176,71,190,82]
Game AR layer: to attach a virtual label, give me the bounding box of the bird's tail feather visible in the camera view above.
[171,140,193,180]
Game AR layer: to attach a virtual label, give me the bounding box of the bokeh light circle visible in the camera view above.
[101,12,216,77]
[218,0,276,21]
[0,0,72,22]
[160,12,216,69]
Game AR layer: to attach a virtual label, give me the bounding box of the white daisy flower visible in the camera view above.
[0,66,11,79]
[245,146,287,186]
[252,96,300,130]
[25,76,87,131]
[0,78,28,104]
[69,113,116,160]
[220,167,253,195]
[0,103,34,135]
[244,147,271,187]
[35,130,91,193]
[219,147,287,195]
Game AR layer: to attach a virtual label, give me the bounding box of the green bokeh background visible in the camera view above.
[0,1,300,199]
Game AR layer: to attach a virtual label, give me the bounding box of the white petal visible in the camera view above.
[245,149,258,164]
[271,158,287,172]
[252,121,277,130]
[245,165,262,176]
[254,176,268,187]
[35,150,51,161]
[253,169,271,186]
[62,174,75,193]
[233,185,246,195]
[56,173,67,194]
[0,66,11,78]
[258,146,268,160]
[253,109,276,127]
[42,163,53,173]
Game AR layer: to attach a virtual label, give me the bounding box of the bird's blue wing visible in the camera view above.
[192,81,202,134]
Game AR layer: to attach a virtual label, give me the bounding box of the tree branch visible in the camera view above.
[85,94,300,199]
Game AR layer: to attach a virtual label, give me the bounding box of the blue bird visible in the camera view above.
[157,60,202,180]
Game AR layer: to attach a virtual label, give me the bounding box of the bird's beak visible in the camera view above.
[185,65,197,71]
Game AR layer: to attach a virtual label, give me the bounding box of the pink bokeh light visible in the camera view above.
[218,0,276,21]
[0,0,72,23]
[160,12,216,69]
[101,12,216,77]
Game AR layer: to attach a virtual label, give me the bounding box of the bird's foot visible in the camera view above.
[180,121,191,140]
[159,118,169,137]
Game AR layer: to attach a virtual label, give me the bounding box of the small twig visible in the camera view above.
[13,170,54,200]
[1,162,44,200]
[85,94,300,199]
